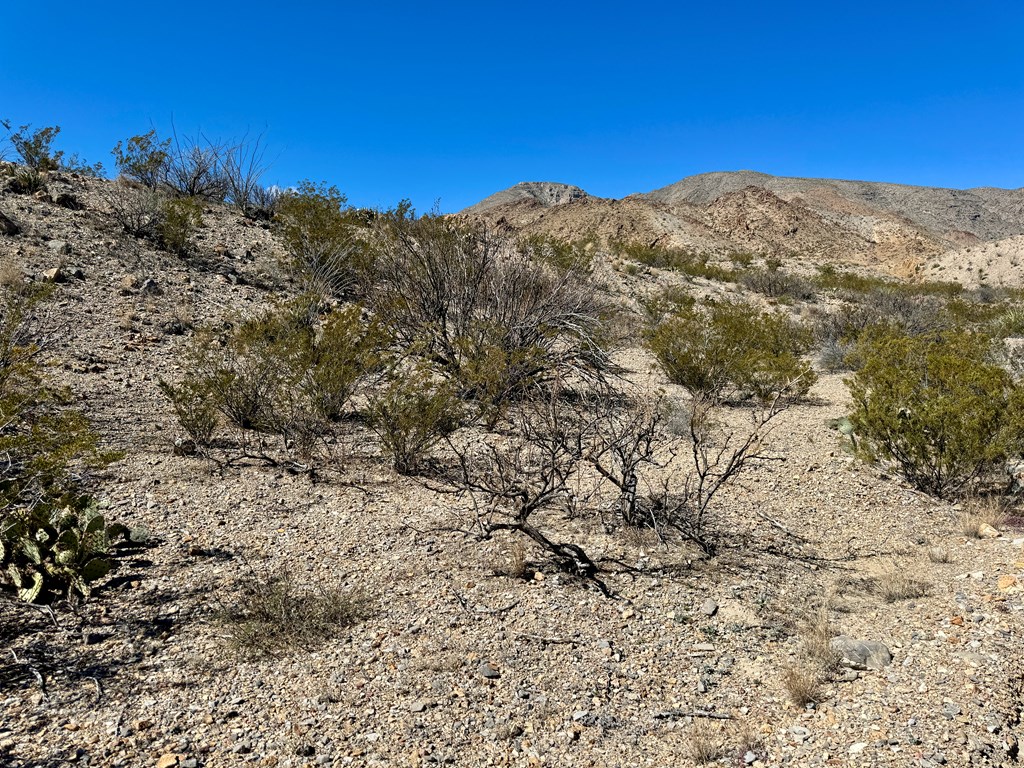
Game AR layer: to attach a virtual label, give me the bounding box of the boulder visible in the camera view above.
[0,211,20,235]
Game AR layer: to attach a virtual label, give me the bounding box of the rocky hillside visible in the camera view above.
[1,172,1023,768]
[465,171,1024,279]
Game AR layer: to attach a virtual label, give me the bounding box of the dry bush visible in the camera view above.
[959,496,1009,538]
[782,665,823,706]
[164,127,229,200]
[873,561,931,603]
[927,545,952,563]
[102,180,165,239]
[370,216,613,417]
[688,723,727,764]
[218,565,367,658]
[223,132,272,218]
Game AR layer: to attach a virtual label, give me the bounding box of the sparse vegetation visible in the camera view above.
[218,565,367,657]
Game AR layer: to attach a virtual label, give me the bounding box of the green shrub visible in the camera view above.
[160,196,203,254]
[112,130,170,188]
[614,241,736,282]
[647,302,815,402]
[845,328,1024,498]
[277,181,371,298]
[0,286,124,602]
[367,363,462,474]
[371,216,612,416]
[740,265,816,301]
[520,233,596,274]
[162,301,378,461]
[1,121,63,171]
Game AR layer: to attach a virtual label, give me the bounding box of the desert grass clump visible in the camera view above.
[688,723,727,764]
[219,566,367,658]
[927,545,952,564]
[959,496,1009,538]
[782,665,824,706]
[873,562,931,603]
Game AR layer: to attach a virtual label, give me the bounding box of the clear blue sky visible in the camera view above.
[4,2,1023,212]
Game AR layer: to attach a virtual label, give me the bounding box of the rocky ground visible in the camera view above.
[0,174,1022,767]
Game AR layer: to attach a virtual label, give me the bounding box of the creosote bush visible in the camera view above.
[648,301,816,402]
[371,216,613,418]
[613,240,736,282]
[2,120,63,171]
[161,301,380,462]
[845,328,1024,498]
[112,129,170,188]
[367,362,462,474]
[277,181,372,299]
[160,196,203,255]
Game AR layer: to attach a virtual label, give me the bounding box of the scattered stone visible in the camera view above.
[0,211,19,235]
[409,700,430,713]
[155,755,185,768]
[977,523,1000,539]
[52,192,82,210]
[849,742,868,754]
[744,750,756,764]
[141,278,163,295]
[831,636,893,670]
[997,574,1019,592]
[478,662,500,680]
[700,598,719,617]
[46,239,71,255]
[42,267,66,283]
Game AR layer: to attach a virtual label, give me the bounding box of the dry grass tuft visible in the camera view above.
[782,665,823,706]
[688,723,726,764]
[218,566,367,658]
[959,496,1008,538]
[927,545,951,563]
[0,259,24,290]
[874,562,931,603]
[798,606,840,671]
[493,540,529,580]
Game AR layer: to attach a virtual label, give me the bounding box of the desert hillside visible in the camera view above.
[466,171,1024,280]
[0,163,1022,768]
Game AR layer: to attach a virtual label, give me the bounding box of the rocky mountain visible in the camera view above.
[460,181,591,215]
[463,171,1024,280]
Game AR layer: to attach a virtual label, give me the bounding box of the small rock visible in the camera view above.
[700,598,719,617]
[744,751,756,764]
[0,211,20,235]
[52,191,82,210]
[977,523,1000,539]
[997,574,1019,592]
[42,267,66,283]
[409,700,430,713]
[831,636,893,670]
[478,662,500,680]
[46,239,71,255]
[141,278,163,295]
[155,755,184,768]
[849,742,868,754]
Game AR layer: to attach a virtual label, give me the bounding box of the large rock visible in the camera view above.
[831,636,893,670]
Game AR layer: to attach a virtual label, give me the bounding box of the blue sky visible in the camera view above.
[3,2,1023,212]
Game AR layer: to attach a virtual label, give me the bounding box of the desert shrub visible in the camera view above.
[164,128,229,200]
[102,180,165,238]
[741,265,816,300]
[159,196,203,254]
[639,285,696,325]
[989,306,1024,338]
[367,362,462,474]
[845,328,1024,498]
[614,240,736,282]
[219,565,366,657]
[277,181,371,298]
[162,301,378,461]
[62,153,104,178]
[111,130,170,188]
[371,216,612,416]
[0,285,124,602]
[1,121,63,171]
[519,233,596,274]
[647,302,816,402]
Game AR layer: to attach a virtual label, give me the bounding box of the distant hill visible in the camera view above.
[462,171,1024,281]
